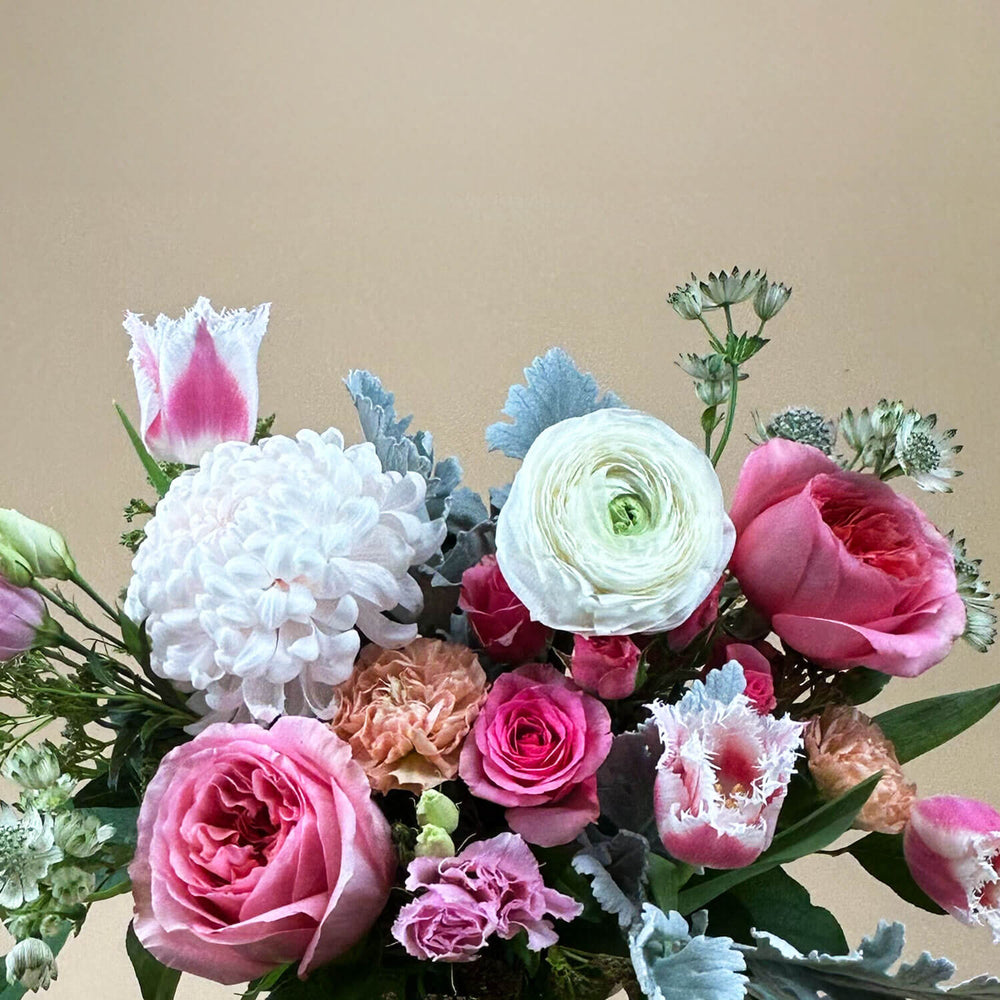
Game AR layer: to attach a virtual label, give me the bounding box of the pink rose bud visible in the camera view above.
[904,795,1000,940]
[459,555,552,663]
[666,578,723,651]
[0,578,45,661]
[124,297,269,465]
[570,634,642,700]
[711,642,777,714]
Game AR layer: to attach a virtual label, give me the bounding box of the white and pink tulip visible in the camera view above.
[124,296,269,465]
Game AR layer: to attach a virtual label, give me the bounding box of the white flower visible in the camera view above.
[894,411,962,492]
[0,805,63,909]
[495,409,735,635]
[125,428,445,725]
[5,938,57,992]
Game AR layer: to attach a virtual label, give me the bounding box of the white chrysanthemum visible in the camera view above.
[0,804,63,910]
[495,409,735,635]
[125,428,445,725]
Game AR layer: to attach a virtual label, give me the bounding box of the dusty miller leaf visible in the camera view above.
[572,830,650,929]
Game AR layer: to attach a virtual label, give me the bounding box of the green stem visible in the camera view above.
[698,315,725,354]
[70,572,121,624]
[31,582,121,646]
[711,362,741,466]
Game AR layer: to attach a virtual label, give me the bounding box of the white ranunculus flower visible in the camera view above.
[125,428,445,726]
[495,409,734,635]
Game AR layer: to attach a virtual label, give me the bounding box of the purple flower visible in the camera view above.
[392,884,497,963]
[0,579,44,661]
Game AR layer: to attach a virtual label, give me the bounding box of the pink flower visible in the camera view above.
[459,664,612,847]
[904,795,1000,940]
[129,718,395,984]
[392,833,582,961]
[0,579,44,661]
[124,297,269,465]
[459,555,551,663]
[711,642,776,714]
[729,439,965,677]
[570,634,642,700]
[666,578,723,651]
[650,666,803,869]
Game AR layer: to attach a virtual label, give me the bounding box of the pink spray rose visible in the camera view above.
[904,795,1000,940]
[459,555,552,662]
[0,579,45,661]
[392,833,582,961]
[710,642,777,714]
[570,634,642,700]
[130,717,395,984]
[124,296,269,465]
[729,439,965,677]
[666,577,723,651]
[459,663,612,847]
[650,665,803,869]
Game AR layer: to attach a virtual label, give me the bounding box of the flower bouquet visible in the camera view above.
[1,270,999,1000]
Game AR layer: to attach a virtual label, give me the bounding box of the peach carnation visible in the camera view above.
[331,637,488,794]
[804,705,916,834]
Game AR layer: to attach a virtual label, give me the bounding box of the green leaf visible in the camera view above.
[678,773,880,913]
[119,612,148,660]
[0,922,72,1000]
[243,964,294,999]
[89,806,140,848]
[88,866,132,902]
[115,404,172,498]
[727,867,848,955]
[874,682,1000,764]
[647,854,690,915]
[835,666,893,705]
[126,921,181,1000]
[846,831,946,914]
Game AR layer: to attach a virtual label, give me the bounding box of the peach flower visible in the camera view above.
[804,705,916,834]
[331,637,488,794]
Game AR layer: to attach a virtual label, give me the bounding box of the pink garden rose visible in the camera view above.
[125,296,269,465]
[459,664,612,847]
[729,439,965,677]
[710,641,777,714]
[459,555,551,662]
[0,579,45,661]
[904,795,1000,940]
[666,577,723,651]
[130,717,395,983]
[392,833,582,961]
[570,634,642,700]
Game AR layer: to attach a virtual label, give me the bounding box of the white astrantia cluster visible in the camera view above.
[495,409,735,635]
[125,428,446,725]
[0,804,62,910]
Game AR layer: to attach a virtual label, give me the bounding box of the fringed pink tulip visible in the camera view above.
[904,795,1000,940]
[124,296,269,465]
[649,666,803,869]
[0,579,45,661]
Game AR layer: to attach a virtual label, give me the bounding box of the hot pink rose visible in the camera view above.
[130,718,395,984]
[711,641,777,714]
[570,635,642,700]
[459,555,552,662]
[729,439,965,677]
[458,664,612,847]
[666,578,723,651]
[0,579,45,661]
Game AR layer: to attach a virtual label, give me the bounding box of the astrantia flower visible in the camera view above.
[698,267,764,307]
[330,637,488,794]
[0,804,62,909]
[649,664,803,869]
[125,429,445,725]
[495,409,735,635]
[5,938,57,992]
[949,533,997,652]
[667,280,703,320]
[753,406,836,455]
[894,410,962,492]
[752,279,791,321]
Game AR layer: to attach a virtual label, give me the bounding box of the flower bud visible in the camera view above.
[53,811,115,859]
[413,825,456,859]
[0,542,32,588]
[2,743,60,790]
[415,789,460,834]
[904,795,1000,940]
[5,938,57,992]
[753,280,791,320]
[37,916,64,940]
[667,281,703,320]
[0,580,46,662]
[50,865,95,906]
[0,511,75,581]
[804,706,916,834]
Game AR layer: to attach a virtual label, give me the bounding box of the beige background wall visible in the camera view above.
[1,2,998,996]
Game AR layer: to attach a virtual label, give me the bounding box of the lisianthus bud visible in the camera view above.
[0,580,46,663]
[0,542,32,588]
[904,795,1000,940]
[2,743,60,790]
[5,938,57,992]
[53,811,115,859]
[415,790,460,834]
[414,825,456,859]
[804,706,915,834]
[0,511,75,581]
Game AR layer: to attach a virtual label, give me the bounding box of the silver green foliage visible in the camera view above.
[572,830,650,930]
[629,905,748,1000]
[739,920,1000,1000]
[950,533,997,652]
[485,348,624,460]
[753,406,837,455]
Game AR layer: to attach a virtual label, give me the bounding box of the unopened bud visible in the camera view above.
[414,825,456,859]
[5,938,57,992]
[415,789,459,834]
[0,511,76,582]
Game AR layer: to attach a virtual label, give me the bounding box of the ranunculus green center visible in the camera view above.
[608,493,650,535]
